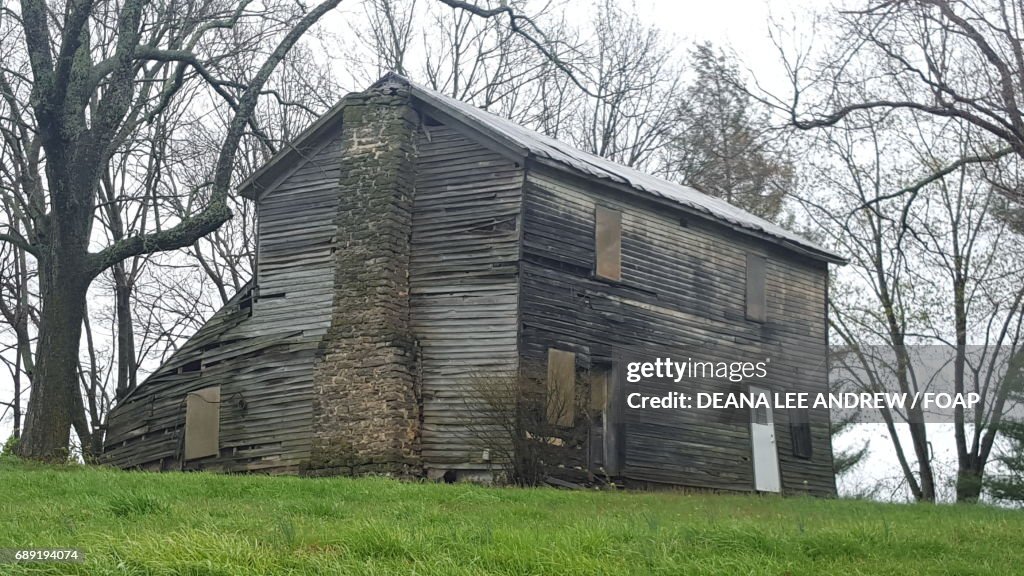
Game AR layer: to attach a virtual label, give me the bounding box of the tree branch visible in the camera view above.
[859,145,1014,210]
[0,232,39,258]
[433,0,596,97]
[86,0,343,277]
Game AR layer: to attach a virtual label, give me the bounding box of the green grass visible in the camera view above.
[1,458,1021,575]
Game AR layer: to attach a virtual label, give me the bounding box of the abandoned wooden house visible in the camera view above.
[102,73,845,496]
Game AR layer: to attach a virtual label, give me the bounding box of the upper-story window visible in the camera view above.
[746,253,767,322]
[595,206,622,281]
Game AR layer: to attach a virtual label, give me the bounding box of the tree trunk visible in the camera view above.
[957,462,985,503]
[12,354,22,439]
[913,427,937,502]
[8,248,32,439]
[898,348,936,502]
[9,0,340,462]
[113,262,138,400]
[16,253,89,461]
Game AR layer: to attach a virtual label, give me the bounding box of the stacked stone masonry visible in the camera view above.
[307,84,422,477]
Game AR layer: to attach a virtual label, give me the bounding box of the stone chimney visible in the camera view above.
[307,78,421,477]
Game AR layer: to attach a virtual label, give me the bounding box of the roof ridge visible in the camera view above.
[400,76,844,263]
[239,73,845,264]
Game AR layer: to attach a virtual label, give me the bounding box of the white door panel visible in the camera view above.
[750,385,780,493]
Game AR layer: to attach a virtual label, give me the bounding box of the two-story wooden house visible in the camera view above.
[102,74,844,495]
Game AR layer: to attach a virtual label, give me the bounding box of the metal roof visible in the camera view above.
[239,73,844,264]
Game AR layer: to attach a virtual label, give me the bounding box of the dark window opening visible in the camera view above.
[790,407,813,459]
[589,365,609,415]
[180,359,202,373]
[588,363,611,470]
[239,293,254,315]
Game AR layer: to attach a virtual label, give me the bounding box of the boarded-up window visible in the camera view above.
[184,386,220,460]
[790,407,812,459]
[595,206,622,281]
[746,253,767,322]
[547,349,576,426]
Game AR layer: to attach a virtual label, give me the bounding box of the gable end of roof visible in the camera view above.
[236,72,845,264]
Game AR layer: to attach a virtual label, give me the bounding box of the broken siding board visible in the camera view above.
[235,129,342,334]
[255,134,341,270]
[410,119,523,472]
[519,166,834,496]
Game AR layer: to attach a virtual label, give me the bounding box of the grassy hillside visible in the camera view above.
[0,458,1021,575]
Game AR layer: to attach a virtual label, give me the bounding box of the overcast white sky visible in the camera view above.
[628,0,814,86]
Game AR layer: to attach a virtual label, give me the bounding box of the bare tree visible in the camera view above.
[0,8,38,442]
[462,364,590,486]
[351,0,575,126]
[774,1,1024,202]
[0,241,34,440]
[0,0,343,460]
[805,114,940,502]
[0,0,626,460]
[908,130,1024,502]
[352,0,683,172]
[800,108,1024,502]
[564,0,682,170]
[357,0,419,77]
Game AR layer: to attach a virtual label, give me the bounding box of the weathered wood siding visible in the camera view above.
[103,133,345,472]
[409,118,523,473]
[105,91,835,495]
[519,166,835,495]
[252,133,345,338]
